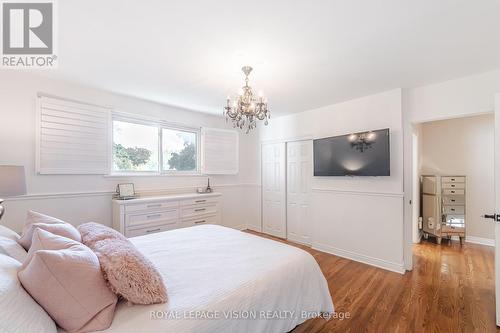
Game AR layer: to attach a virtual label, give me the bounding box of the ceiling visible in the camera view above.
[40,0,500,116]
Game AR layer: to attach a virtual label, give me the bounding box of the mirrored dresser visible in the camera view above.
[422,175,466,245]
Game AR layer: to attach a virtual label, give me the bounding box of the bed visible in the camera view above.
[100,224,334,333]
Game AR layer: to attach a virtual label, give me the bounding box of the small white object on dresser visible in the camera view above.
[112,193,222,237]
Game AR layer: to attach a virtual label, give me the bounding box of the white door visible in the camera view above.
[262,142,286,238]
[286,140,312,245]
[495,94,500,326]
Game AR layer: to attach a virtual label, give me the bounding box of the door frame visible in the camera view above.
[403,111,494,271]
[494,93,500,326]
[260,136,313,235]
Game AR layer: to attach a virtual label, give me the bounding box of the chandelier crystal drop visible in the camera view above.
[223,66,270,133]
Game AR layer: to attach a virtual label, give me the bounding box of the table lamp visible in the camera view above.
[0,166,27,221]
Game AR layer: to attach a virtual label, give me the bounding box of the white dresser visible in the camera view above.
[112,193,222,237]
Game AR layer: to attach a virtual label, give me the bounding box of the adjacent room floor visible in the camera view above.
[247,231,498,332]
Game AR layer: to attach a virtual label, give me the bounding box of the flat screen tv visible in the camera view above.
[313,128,390,176]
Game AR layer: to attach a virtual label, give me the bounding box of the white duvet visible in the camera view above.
[100,225,333,333]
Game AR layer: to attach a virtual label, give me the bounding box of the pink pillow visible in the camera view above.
[78,222,168,305]
[78,221,128,246]
[18,229,117,333]
[19,211,81,250]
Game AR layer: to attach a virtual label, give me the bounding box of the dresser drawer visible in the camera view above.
[442,176,465,183]
[126,209,178,228]
[443,189,465,195]
[442,183,465,189]
[442,196,465,205]
[125,223,174,237]
[180,196,219,207]
[180,203,218,219]
[180,214,219,227]
[443,206,465,214]
[125,200,179,213]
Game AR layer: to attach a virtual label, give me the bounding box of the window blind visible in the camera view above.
[36,95,111,174]
[201,128,239,174]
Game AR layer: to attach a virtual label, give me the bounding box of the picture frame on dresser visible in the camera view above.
[116,183,136,200]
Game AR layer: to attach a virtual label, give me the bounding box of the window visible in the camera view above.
[162,128,197,172]
[111,117,199,174]
[113,121,159,172]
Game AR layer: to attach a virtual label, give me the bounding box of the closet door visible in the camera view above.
[262,142,286,238]
[286,140,312,245]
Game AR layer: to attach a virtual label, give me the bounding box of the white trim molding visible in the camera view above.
[4,183,261,201]
[465,236,495,247]
[311,188,404,198]
[312,242,405,274]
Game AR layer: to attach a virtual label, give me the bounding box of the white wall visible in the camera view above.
[0,71,261,232]
[420,114,495,241]
[260,89,405,273]
[406,69,500,122]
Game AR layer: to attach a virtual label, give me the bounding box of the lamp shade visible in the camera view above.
[0,166,26,197]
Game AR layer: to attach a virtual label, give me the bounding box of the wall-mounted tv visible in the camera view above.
[313,128,390,176]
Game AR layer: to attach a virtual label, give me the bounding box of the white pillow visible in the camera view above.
[0,225,20,240]
[0,236,27,262]
[0,254,57,333]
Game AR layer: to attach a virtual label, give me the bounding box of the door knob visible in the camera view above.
[482,214,500,222]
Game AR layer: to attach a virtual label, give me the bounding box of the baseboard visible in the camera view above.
[233,224,247,231]
[465,236,495,247]
[413,231,423,244]
[246,224,262,232]
[417,232,423,243]
[312,242,405,274]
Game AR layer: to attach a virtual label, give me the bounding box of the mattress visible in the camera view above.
[99,225,334,333]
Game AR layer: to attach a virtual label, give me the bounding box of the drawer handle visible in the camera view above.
[147,214,162,219]
[146,228,161,233]
[194,220,206,224]
[195,200,206,203]
[450,208,456,211]
[147,204,162,208]
[451,178,455,181]
[451,199,456,202]
[451,191,455,194]
[194,208,206,212]
[451,184,455,187]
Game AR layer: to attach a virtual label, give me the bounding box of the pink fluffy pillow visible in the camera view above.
[19,211,81,250]
[19,229,117,332]
[78,222,168,305]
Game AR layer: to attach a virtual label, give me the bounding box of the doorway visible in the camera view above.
[410,114,495,246]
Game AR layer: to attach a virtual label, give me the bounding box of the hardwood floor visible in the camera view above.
[246,231,499,332]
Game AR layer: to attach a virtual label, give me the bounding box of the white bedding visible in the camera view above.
[100,225,333,333]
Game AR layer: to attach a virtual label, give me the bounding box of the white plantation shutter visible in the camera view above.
[36,95,111,174]
[201,128,239,174]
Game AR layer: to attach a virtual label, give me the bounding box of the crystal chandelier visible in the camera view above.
[224,66,270,133]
